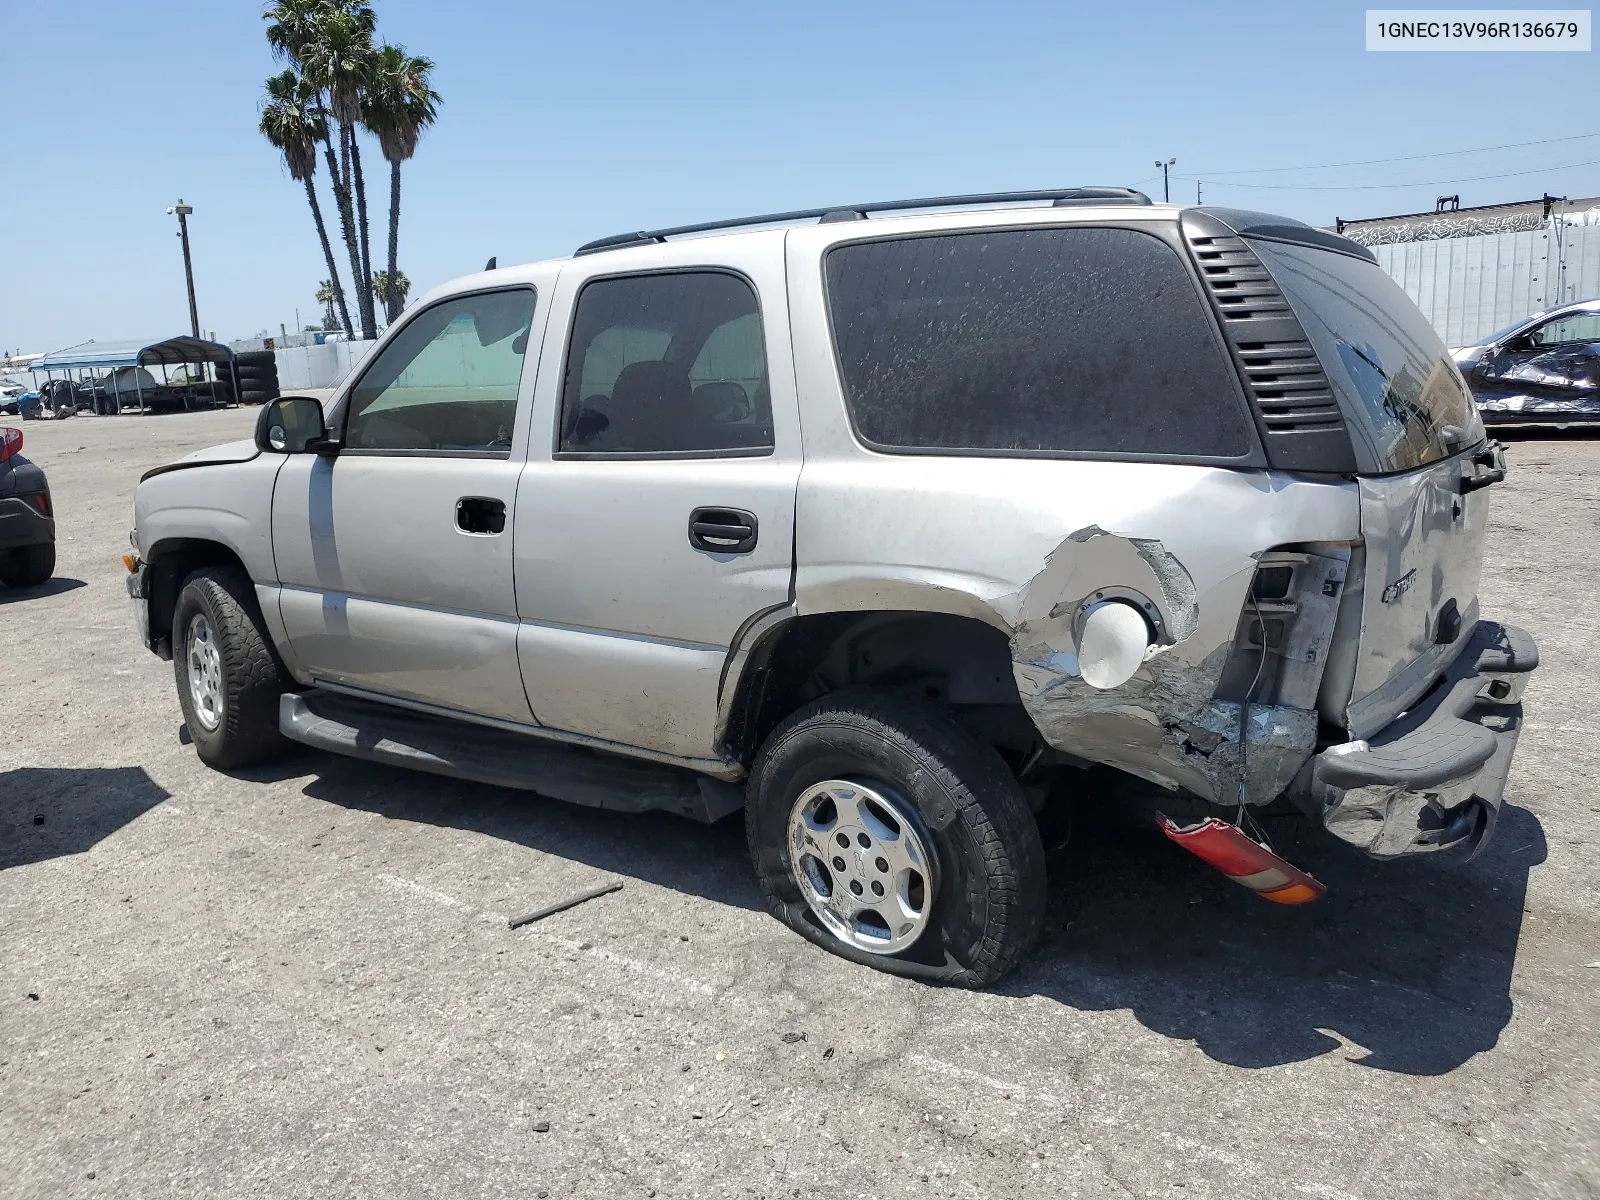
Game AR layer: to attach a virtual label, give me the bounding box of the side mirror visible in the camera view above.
[255,396,328,455]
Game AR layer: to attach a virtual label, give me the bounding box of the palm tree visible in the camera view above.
[315,279,339,329]
[265,0,379,340]
[365,45,439,322]
[372,270,409,323]
[260,68,353,336]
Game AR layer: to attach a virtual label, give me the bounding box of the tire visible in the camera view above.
[238,385,280,405]
[233,367,279,385]
[747,691,1047,987]
[0,543,54,588]
[233,350,277,371]
[171,566,290,769]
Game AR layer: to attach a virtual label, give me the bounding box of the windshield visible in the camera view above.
[1478,313,1546,348]
[1253,239,1481,473]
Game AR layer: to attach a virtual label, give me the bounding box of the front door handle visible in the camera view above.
[688,506,758,554]
[457,496,506,535]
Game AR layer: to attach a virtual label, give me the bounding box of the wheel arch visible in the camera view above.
[143,537,252,659]
[716,607,1041,769]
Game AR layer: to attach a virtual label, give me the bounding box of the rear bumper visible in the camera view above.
[1307,620,1537,859]
[0,495,54,551]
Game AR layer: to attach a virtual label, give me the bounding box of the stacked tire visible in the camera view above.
[219,351,280,406]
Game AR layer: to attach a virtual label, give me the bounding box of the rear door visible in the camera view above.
[511,234,800,762]
[272,283,547,722]
[1252,239,1491,737]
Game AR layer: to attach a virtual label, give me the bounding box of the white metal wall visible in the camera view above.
[1370,221,1600,346]
[275,339,377,391]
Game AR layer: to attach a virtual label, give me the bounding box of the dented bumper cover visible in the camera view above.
[1304,620,1537,859]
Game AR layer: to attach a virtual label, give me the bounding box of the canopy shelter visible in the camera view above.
[30,336,236,414]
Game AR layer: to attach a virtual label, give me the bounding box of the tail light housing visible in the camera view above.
[0,426,20,462]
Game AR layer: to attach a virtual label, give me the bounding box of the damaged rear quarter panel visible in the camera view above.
[793,456,1360,801]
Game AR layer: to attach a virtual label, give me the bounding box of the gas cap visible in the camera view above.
[1077,600,1155,689]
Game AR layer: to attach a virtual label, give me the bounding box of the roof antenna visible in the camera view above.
[484,256,497,271]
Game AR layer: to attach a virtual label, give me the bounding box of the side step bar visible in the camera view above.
[279,690,745,823]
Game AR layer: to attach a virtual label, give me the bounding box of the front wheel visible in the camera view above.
[747,692,1047,987]
[172,566,290,769]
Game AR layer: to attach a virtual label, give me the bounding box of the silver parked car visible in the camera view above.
[1451,298,1600,425]
[126,189,1537,986]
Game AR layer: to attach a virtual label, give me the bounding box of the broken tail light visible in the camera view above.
[1158,814,1326,905]
[27,491,50,518]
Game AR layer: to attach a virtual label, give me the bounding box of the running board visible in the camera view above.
[279,690,745,823]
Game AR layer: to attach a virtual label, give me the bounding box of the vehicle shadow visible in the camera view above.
[249,745,763,914]
[0,766,171,870]
[257,743,1542,1075]
[1007,800,1547,1077]
[1495,425,1600,441]
[0,577,87,603]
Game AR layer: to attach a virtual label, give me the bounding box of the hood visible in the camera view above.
[180,438,259,464]
[140,438,260,483]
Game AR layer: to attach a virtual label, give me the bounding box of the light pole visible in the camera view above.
[166,200,200,339]
[1154,158,1176,203]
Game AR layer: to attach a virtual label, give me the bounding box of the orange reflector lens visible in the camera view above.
[122,553,138,572]
[1259,883,1322,906]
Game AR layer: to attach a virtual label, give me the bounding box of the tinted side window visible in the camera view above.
[1532,311,1600,346]
[824,228,1252,457]
[559,272,772,454]
[346,289,535,454]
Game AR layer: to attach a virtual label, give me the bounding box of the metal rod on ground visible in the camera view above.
[507,880,624,929]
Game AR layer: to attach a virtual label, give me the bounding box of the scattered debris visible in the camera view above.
[715,1052,726,1062]
[822,1047,834,1060]
[26,993,39,1001]
[508,880,624,929]
[531,1120,551,1133]
[32,815,43,826]
[781,1032,807,1044]
[691,1111,703,1120]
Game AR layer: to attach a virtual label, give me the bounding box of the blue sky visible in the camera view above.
[2,0,1596,353]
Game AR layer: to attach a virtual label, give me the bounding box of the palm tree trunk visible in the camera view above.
[303,176,353,337]
[328,122,366,337]
[387,159,402,323]
[351,137,377,339]
[313,97,361,307]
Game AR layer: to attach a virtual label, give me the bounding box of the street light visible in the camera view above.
[166,200,200,339]
[1154,158,1176,203]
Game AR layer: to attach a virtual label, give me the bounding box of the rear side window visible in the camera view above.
[824,227,1253,458]
[559,272,773,455]
[1252,240,1480,472]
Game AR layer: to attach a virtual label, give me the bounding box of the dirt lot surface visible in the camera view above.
[2,408,1597,1199]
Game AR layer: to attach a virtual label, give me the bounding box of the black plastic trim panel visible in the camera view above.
[1181,209,1358,474]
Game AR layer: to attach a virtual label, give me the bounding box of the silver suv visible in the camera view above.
[127,188,1537,986]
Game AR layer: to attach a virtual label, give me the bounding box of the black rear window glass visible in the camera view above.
[824,227,1253,458]
[1252,239,1481,472]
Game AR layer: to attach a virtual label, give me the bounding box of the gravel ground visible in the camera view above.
[2,408,1597,1199]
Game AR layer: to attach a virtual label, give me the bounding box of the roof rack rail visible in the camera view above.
[573,186,1153,255]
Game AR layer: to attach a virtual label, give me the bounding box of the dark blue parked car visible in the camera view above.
[0,425,55,587]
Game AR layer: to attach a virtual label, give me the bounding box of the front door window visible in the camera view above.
[345,288,536,455]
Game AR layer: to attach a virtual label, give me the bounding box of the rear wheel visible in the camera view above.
[171,567,289,768]
[747,691,1047,987]
[0,543,54,588]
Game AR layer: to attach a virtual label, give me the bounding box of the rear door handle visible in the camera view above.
[688,506,758,554]
[456,496,506,535]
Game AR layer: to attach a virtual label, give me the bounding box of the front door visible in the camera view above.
[512,241,801,762]
[272,285,543,722]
